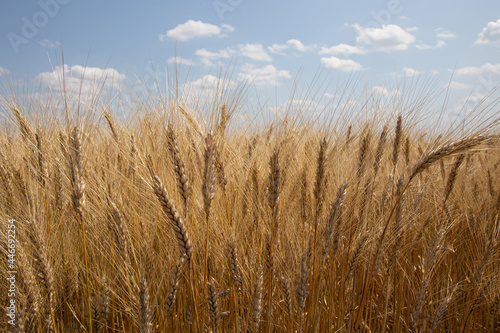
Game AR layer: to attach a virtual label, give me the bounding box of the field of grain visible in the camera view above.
[0,81,499,332]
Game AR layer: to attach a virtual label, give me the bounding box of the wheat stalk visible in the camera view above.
[354,134,489,330]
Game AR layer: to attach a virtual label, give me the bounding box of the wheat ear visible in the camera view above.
[313,138,328,218]
[11,108,35,144]
[167,123,190,212]
[166,255,187,315]
[444,153,465,203]
[27,221,55,332]
[252,264,263,332]
[139,279,153,333]
[297,250,309,333]
[207,277,221,332]
[392,114,403,169]
[152,175,193,259]
[69,126,93,332]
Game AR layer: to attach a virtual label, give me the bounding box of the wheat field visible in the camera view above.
[0,79,499,332]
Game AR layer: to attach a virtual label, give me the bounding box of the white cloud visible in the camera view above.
[372,86,390,95]
[38,39,61,48]
[320,56,364,72]
[271,99,322,116]
[36,64,126,94]
[195,44,271,66]
[474,19,500,45]
[186,74,236,91]
[406,27,419,32]
[354,24,416,52]
[371,85,400,96]
[444,81,472,90]
[167,56,195,66]
[451,92,495,115]
[0,67,9,76]
[268,39,315,54]
[323,92,337,99]
[415,40,446,50]
[319,43,366,55]
[388,67,422,77]
[435,28,456,39]
[221,24,235,33]
[181,75,238,104]
[320,24,415,55]
[455,63,500,76]
[238,63,291,87]
[195,48,235,66]
[416,28,453,50]
[159,20,234,41]
[402,67,421,76]
[238,43,273,61]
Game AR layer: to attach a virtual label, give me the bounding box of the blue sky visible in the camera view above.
[1,0,499,123]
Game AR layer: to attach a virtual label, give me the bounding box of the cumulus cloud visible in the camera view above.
[195,48,235,66]
[435,28,456,39]
[402,67,421,76]
[320,24,415,56]
[371,85,400,96]
[167,56,195,66]
[319,43,366,55]
[0,67,9,76]
[415,28,454,50]
[387,67,422,77]
[38,39,61,48]
[354,24,416,52]
[238,63,291,87]
[180,75,238,104]
[36,65,126,94]
[320,57,364,72]
[474,19,500,45]
[415,40,446,50]
[159,20,234,41]
[195,44,271,66]
[444,81,472,90]
[268,39,315,54]
[455,63,500,76]
[185,74,236,92]
[238,43,273,61]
